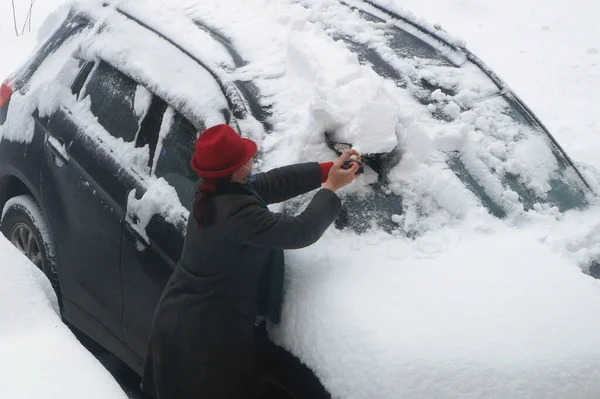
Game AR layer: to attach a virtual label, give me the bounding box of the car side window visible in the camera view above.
[153,109,201,209]
[81,62,147,143]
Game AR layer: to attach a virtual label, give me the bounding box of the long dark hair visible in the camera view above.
[192,175,232,226]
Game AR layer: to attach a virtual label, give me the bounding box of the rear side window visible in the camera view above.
[153,110,200,209]
[81,62,149,142]
[155,111,199,183]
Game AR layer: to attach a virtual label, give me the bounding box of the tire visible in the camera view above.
[1,194,61,304]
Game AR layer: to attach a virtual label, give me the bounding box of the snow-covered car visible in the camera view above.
[2,0,600,398]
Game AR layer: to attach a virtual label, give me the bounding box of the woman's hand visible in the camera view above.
[323,149,361,192]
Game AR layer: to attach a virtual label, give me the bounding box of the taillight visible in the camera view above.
[0,79,14,108]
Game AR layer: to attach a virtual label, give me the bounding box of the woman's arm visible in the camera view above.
[229,188,342,249]
[251,162,333,205]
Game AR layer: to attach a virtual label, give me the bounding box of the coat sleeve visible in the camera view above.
[229,189,342,250]
[251,162,323,205]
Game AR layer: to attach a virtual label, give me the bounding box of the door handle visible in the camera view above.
[47,135,70,165]
[124,220,150,251]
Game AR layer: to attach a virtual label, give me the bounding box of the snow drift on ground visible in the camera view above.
[0,235,127,399]
[2,0,600,398]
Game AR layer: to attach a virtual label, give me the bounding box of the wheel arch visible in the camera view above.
[0,172,63,307]
[0,172,45,219]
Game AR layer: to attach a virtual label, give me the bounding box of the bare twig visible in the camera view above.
[11,0,19,37]
[21,7,31,35]
[21,0,37,35]
[29,0,35,32]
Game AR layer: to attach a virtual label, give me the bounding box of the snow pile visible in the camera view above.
[284,26,399,154]
[0,235,127,399]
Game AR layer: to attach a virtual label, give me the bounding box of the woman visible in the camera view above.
[142,124,360,399]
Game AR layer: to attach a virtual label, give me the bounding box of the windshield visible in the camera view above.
[306,5,590,234]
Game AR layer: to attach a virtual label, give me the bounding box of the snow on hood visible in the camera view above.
[270,215,600,398]
[0,236,127,398]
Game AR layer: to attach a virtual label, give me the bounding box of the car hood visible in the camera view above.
[269,212,600,398]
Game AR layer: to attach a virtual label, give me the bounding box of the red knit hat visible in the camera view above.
[190,124,257,179]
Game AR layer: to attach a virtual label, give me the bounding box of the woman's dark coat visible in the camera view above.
[142,162,342,399]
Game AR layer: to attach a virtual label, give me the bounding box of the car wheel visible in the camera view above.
[1,194,61,303]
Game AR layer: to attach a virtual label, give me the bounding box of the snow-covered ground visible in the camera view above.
[0,235,127,398]
[2,0,600,399]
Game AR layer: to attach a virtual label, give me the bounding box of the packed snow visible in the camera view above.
[0,234,127,399]
[2,0,600,398]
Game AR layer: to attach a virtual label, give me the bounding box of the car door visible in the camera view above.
[120,97,231,368]
[41,60,154,343]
